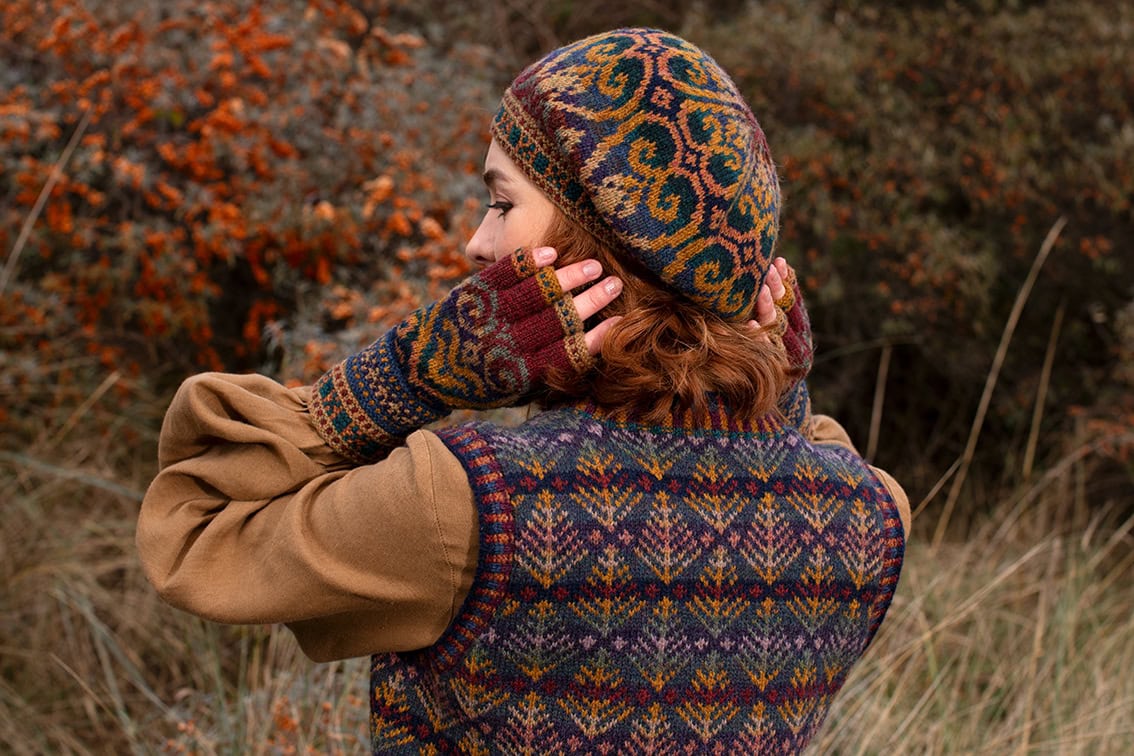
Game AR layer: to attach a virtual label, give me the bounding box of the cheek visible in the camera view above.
[496,220,534,260]
[527,204,557,250]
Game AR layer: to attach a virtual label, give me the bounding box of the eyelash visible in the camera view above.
[487,201,513,216]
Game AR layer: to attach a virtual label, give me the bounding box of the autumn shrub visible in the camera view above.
[684,1,1133,511]
[0,0,494,439]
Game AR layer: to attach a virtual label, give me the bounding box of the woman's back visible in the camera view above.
[368,400,905,752]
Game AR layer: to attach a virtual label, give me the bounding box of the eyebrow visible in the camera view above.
[482,168,511,189]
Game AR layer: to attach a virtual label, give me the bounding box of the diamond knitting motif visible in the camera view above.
[369,402,904,753]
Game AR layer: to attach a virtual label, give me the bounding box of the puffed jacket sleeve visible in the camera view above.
[136,372,479,662]
[810,413,912,538]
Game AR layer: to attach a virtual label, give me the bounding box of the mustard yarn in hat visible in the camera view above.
[492,28,780,319]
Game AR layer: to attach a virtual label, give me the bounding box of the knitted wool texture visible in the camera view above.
[772,268,814,430]
[776,268,814,379]
[368,405,905,752]
[310,250,590,463]
[492,28,781,320]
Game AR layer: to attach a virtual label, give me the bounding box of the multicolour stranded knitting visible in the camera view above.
[310,249,591,462]
[774,267,814,430]
[493,28,781,320]
[368,404,905,752]
[776,267,814,379]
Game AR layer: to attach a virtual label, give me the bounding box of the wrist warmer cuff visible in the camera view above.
[310,329,445,463]
[392,253,591,410]
[779,270,813,376]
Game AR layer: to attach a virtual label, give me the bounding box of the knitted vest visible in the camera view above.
[369,402,904,753]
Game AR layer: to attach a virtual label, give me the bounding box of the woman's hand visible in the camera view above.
[539,246,623,355]
[750,258,787,333]
[309,245,622,463]
[749,257,813,377]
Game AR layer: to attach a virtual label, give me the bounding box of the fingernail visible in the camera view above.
[583,261,601,277]
[534,247,555,264]
[604,277,622,296]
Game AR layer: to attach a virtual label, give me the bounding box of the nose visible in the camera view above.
[464,213,493,268]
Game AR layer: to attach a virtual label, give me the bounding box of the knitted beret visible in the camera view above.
[492,28,780,320]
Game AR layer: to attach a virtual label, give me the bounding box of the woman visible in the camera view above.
[138,28,908,752]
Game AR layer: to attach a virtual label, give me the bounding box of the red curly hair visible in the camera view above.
[540,211,797,424]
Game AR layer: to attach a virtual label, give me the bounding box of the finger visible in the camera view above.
[772,260,796,310]
[554,257,604,293]
[534,246,558,267]
[766,265,786,301]
[747,318,771,343]
[584,315,623,355]
[755,284,776,326]
[573,276,622,322]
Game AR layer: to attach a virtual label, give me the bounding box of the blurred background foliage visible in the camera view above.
[1,0,1132,751]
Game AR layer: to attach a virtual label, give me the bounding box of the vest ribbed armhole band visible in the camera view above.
[426,423,514,671]
[863,472,907,650]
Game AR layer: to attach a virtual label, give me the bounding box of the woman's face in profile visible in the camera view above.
[464,139,558,269]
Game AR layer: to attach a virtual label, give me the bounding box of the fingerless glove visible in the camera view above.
[773,266,814,378]
[310,250,592,462]
[772,266,814,432]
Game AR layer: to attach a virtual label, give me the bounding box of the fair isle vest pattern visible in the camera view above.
[369,402,905,753]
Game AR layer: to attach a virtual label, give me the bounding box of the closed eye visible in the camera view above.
[486,201,513,216]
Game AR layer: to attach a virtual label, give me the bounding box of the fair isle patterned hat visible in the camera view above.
[492,28,780,320]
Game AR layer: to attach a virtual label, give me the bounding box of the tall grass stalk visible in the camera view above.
[1022,302,1065,480]
[934,216,1067,547]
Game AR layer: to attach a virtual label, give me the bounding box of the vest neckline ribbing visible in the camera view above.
[555,395,790,436]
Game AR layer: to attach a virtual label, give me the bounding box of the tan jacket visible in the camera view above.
[137,372,910,662]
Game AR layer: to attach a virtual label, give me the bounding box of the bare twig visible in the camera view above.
[0,450,143,502]
[932,216,1067,547]
[0,107,92,295]
[912,456,961,522]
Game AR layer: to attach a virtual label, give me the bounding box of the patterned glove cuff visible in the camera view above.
[778,268,813,376]
[309,329,445,463]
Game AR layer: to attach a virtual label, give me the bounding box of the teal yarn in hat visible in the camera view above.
[492,28,781,320]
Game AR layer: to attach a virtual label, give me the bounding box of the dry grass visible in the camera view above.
[816,494,1134,754]
[1,386,1131,754]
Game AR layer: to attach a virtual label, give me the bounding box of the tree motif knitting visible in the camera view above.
[369,402,905,753]
[309,250,591,463]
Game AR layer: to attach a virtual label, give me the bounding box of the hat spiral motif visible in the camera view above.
[492,28,781,319]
